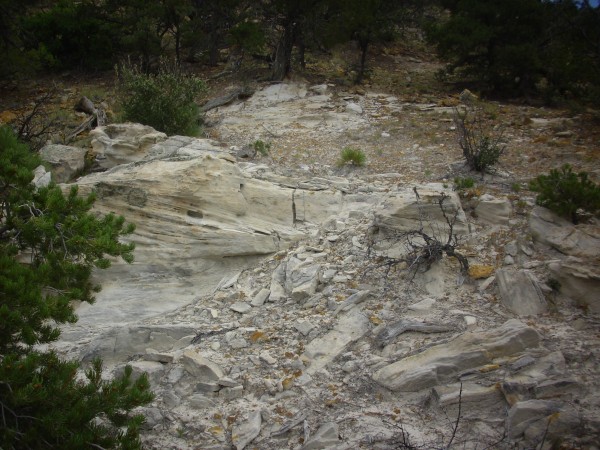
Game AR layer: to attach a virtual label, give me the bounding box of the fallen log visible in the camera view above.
[200,86,255,113]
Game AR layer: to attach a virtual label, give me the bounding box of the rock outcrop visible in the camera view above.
[50,82,600,450]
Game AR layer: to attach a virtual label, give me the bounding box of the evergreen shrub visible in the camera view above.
[339,147,366,167]
[117,60,206,136]
[0,125,153,449]
[529,164,600,224]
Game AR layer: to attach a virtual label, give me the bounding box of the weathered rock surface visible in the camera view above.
[49,83,600,450]
[548,257,600,313]
[475,194,512,226]
[373,319,540,391]
[39,144,87,182]
[90,123,167,169]
[529,206,600,258]
[232,410,262,450]
[496,269,547,316]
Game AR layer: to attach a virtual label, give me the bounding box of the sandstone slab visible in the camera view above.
[548,257,600,313]
[529,206,600,258]
[373,319,540,391]
[496,269,547,316]
[475,194,512,226]
[304,310,370,375]
[90,123,166,169]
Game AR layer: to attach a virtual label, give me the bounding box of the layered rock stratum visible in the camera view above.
[50,82,600,450]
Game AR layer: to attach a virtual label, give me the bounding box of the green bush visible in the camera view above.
[117,60,206,136]
[0,126,153,448]
[529,164,600,224]
[454,176,475,190]
[339,147,366,167]
[253,140,271,156]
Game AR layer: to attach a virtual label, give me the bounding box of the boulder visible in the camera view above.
[372,319,540,391]
[345,102,363,115]
[90,123,167,169]
[39,144,88,183]
[180,350,225,380]
[507,400,580,444]
[529,206,600,258]
[496,269,547,316]
[475,194,512,226]
[548,257,600,313]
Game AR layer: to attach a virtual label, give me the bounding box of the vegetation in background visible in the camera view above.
[529,164,600,224]
[339,147,367,167]
[117,59,206,136]
[427,0,600,102]
[0,126,153,448]
[1,0,598,99]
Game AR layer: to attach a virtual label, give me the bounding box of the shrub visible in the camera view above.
[453,106,505,173]
[117,59,206,136]
[253,140,271,156]
[529,164,600,224]
[454,176,475,190]
[0,126,153,448]
[339,147,366,167]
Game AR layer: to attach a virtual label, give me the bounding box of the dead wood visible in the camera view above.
[200,86,255,113]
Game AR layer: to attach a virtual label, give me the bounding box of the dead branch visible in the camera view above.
[364,189,468,283]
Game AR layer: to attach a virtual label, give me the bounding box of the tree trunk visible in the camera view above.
[271,22,294,81]
[356,38,369,84]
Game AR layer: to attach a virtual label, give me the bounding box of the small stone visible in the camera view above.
[504,255,515,265]
[302,422,340,450]
[259,352,277,365]
[464,316,477,327]
[251,288,270,306]
[144,349,174,364]
[181,350,225,380]
[196,381,220,392]
[230,338,249,349]
[230,302,252,314]
[188,394,217,409]
[478,276,496,292]
[520,244,534,256]
[321,269,337,282]
[218,377,241,387]
[162,391,181,409]
[346,102,363,114]
[505,241,518,256]
[232,410,262,450]
[408,298,436,311]
[220,385,244,400]
[342,360,359,373]
[294,320,315,336]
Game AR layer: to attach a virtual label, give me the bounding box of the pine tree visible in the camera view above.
[0,126,153,449]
